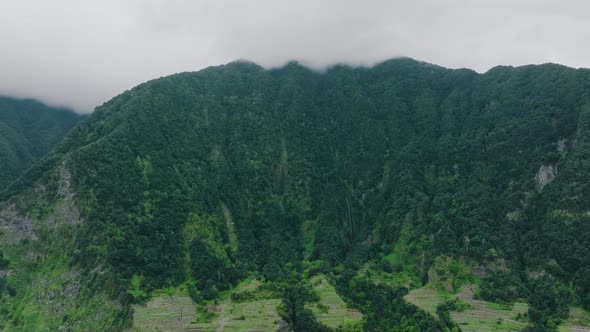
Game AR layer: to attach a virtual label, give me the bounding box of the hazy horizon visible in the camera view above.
[2,0,590,113]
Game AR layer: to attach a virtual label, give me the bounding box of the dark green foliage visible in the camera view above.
[4,58,590,330]
[574,267,590,310]
[331,266,441,331]
[278,279,330,332]
[0,250,8,269]
[0,250,9,300]
[0,96,84,190]
[526,274,571,331]
[53,61,588,297]
[480,271,523,303]
[189,237,236,299]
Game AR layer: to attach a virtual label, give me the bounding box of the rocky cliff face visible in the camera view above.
[535,164,557,191]
[0,160,125,331]
[0,203,36,244]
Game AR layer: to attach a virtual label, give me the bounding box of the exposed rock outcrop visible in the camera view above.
[557,138,567,154]
[47,161,81,226]
[0,203,36,244]
[535,164,557,191]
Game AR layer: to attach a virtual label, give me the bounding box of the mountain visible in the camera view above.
[1,58,590,331]
[0,97,84,190]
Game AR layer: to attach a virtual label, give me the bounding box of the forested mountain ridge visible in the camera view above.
[1,58,590,331]
[0,96,84,190]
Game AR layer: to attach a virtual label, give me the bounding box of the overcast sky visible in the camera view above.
[1,0,590,113]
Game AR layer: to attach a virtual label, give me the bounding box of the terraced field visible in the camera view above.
[193,298,284,331]
[559,307,590,332]
[305,274,363,329]
[450,285,528,331]
[405,284,528,331]
[406,284,590,332]
[403,285,445,318]
[133,295,198,331]
[132,279,286,332]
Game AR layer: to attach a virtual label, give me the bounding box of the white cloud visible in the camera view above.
[1,0,589,112]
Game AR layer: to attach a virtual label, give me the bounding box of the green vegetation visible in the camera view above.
[407,284,529,331]
[132,295,197,331]
[132,278,286,331]
[0,96,84,190]
[558,307,590,331]
[305,274,363,329]
[331,267,441,331]
[526,273,572,330]
[303,219,318,260]
[2,58,590,330]
[405,286,445,317]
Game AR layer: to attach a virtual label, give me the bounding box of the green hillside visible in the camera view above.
[1,58,590,331]
[0,97,84,190]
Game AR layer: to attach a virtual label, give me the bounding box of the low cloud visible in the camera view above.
[1,0,589,112]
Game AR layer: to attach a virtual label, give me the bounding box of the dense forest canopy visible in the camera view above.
[0,97,84,190]
[1,58,590,331]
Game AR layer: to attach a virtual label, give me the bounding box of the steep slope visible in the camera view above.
[1,59,590,331]
[0,97,84,190]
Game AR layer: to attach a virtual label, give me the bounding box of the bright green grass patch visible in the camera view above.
[305,274,363,329]
[360,257,423,289]
[128,274,147,300]
[361,239,424,289]
[383,249,401,266]
[5,253,119,331]
[383,241,403,268]
[7,256,68,328]
[437,287,454,299]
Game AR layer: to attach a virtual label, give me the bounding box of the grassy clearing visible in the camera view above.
[195,298,283,331]
[305,274,363,329]
[405,284,529,331]
[447,285,529,332]
[407,284,590,332]
[404,284,448,317]
[133,295,197,331]
[191,278,283,332]
[133,278,284,332]
[359,239,424,289]
[559,306,590,332]
[3,248,120,331]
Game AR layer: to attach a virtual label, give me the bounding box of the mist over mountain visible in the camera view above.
[0,97,84,190]
[1,58,590,331]
[4,1,590,113]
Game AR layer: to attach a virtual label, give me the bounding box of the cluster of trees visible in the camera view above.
[3,58,590,330]
[332,266,442,331]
